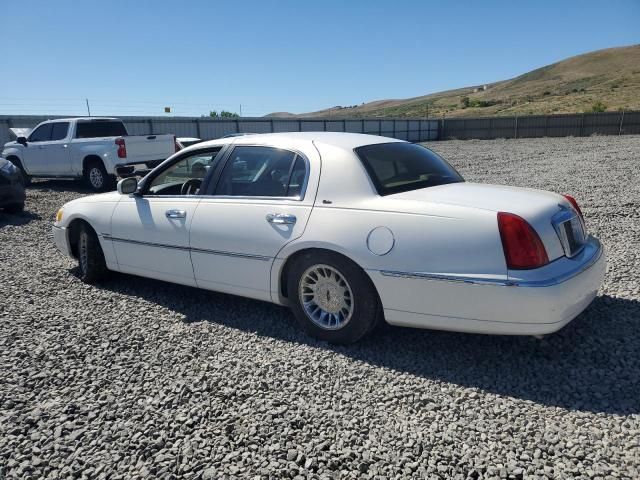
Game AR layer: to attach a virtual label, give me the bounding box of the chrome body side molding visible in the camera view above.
[101,234,271,261]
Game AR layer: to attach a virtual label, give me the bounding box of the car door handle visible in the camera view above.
[166,209,186,219]
[266,213,296,225]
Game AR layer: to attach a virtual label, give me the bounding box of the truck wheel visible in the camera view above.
[287,251,381,345]
[8,157,31,186]
[84,160,115,192]
[78,223,109,283]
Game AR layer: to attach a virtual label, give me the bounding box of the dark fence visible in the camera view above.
[2,111,639,146]
[0,115,439,147]
[441,111,640,140]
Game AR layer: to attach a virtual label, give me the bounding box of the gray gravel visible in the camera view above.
[1,135,639,479]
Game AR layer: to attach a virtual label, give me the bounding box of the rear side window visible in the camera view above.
[50,122,69,141]
[354,142,463,195]
[75,121,127,139]
[28,123,53,142]
[214,146,306,198]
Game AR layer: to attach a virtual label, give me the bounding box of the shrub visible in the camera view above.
[589,101,607,113]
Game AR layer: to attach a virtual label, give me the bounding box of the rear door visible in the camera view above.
[189,143,318,301]
[110,148,222,286]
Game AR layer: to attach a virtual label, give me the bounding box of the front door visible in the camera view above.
[110,149,221,286]
[189,144,318,301]
[23,122,71,175]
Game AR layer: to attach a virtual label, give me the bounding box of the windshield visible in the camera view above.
[354,142,464,195]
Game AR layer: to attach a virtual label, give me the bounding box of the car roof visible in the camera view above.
[194,132,405,150]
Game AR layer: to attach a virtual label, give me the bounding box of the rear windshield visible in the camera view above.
[75,121,127,139]
[354,142,463,195]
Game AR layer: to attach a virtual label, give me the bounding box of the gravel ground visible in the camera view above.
[1,135,638,479]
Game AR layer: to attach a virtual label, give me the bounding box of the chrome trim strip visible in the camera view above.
[101,234,271,261]
[379,237,603,288]
[189,247,271,261]
[379,270,516,286]
[102,234,189,251]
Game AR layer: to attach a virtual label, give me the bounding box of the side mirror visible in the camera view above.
[16,137,27,146]
[117,177,138,195]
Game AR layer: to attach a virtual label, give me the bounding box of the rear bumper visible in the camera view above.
[369,236,606,335]
[52,225,73,258]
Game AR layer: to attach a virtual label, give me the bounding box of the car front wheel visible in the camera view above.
[287,251,381,344]
[78,224,108,283]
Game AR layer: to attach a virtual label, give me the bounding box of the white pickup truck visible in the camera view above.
[1,117,177,191]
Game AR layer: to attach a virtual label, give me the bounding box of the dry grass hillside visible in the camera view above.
[273,45,640,118]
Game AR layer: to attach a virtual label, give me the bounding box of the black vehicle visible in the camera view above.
[0,157,25,213]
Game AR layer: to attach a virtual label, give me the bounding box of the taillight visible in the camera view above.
[115,138,127,158]
[497,212,549,269]
[174,136,181,152]
[562,194,583,221]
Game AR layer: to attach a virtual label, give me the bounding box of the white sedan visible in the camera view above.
[52,132,606,344]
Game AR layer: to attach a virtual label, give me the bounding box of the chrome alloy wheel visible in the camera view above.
[89,167,104,189]
[299,264,354,330]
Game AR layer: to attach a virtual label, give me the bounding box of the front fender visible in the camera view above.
[2,145,26,171]
[55,197,121,267]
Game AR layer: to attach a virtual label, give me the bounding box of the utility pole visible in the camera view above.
[85,98,91,116]
[239,104,242,117]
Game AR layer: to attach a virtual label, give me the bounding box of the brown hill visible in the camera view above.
[272,45,640,118]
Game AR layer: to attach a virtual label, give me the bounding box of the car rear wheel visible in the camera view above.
[287,251,381,344]
[78,224,108,283]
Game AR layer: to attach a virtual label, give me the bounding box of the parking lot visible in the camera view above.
[1,135,638,479]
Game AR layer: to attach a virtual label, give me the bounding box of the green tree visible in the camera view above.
[209,110,219,118]
[460,96,470,109]
[220,110,240,118]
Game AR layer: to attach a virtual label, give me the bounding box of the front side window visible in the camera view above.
[214,146,305,198]
[28,124,53,142]
[148,149,221,195]
[75,121,127,139]
[50,122,70,141]
[354,142,464,196]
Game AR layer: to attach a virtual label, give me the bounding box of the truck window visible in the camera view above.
[28,124,53,142]
[75,121,128,139]
[50,122,70,141]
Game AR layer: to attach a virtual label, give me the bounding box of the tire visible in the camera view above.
[78,224,109,283]
[3,202,24,214]
[84,159,115,192]
[287,251,381,344]
[8,158,31,186]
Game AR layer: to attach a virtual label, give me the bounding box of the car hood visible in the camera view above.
[66,191,122,205]
[388,182,566,218]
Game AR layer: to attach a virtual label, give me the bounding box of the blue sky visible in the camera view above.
[1,0,638,117]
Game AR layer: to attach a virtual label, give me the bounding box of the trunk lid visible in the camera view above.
[388,182,576,261]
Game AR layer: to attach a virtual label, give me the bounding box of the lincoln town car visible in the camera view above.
[52,133,605,344]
